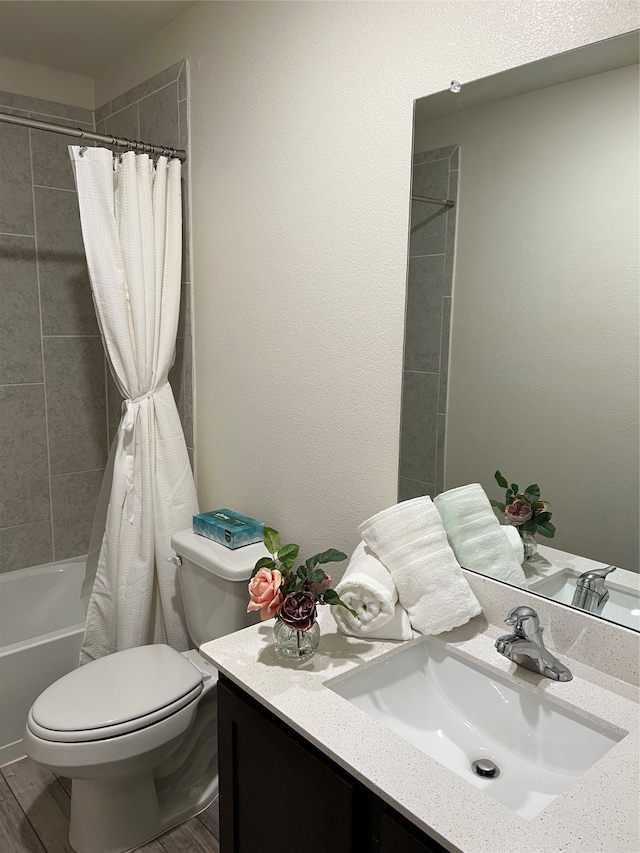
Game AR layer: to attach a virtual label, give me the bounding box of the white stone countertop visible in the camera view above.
[201,607,639,853]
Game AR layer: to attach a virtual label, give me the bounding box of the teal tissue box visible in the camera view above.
[193,509,264,550]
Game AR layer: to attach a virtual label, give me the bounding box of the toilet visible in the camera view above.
[24,529,267,853]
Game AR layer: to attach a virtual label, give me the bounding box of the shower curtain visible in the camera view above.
[70,146,198,664]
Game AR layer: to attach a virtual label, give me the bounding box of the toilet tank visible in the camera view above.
[171,529,270,648]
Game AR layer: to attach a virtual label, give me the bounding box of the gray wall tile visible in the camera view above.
[106,365,124,429]
[51,468,104,560]
[0,121,34,234]
[0,384,50,527]
[413,146,456,165]
[0,91,92,123]
[30,119,92,191]
[0,521,53,573]
[398,370,439,483]
[39,255,97,336]
[139,83,179,150]
[44,336,107,474]
[178,60,187,102]
[109,61,182,115]
[399,145,459,500]
[103,103,139,144]
[0,235,43,384]
[404,255,445,373]
[94,101,112,124]
[34,186,85,260]
[438,297,452,414]
[398,477,434,502]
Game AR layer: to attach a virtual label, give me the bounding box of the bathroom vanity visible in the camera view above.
[202,579,639,853]
[218,674,444,852]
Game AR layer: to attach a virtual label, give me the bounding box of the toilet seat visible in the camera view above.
[29,644,203,744]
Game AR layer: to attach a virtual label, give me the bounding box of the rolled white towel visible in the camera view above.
[502,524,525,565]
[434,484,527,586]
[333,542,411,639]
[358,497,482,635]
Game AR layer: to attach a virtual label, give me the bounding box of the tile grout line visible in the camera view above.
[28,127,56,564]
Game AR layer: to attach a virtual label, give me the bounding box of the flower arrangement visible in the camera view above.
[247,527,356,631]
[490,470,555,539]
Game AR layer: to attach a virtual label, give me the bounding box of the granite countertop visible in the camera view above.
[201,606,639,853]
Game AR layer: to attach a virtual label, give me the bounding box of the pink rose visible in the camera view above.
[278,591,317,631]
[247,568,283,620]
[303,571,332,596]
[505,499,533,526]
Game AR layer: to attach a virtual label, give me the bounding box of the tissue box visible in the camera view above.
[193,509,264,550]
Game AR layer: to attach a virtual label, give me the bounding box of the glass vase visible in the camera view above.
[273,619,320,661]
[520,530,538,562]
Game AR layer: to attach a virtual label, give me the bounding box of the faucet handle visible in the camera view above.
[504,606,540,639]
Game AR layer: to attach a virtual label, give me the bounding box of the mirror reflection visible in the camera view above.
[399,32,639,631]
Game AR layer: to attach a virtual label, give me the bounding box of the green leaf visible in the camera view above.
[536,521,556,538]
[296,566,307,579]
[519,519,536,532]
[495,470,508,489]
[510,483,519,495]
[320,589,357,617]
[263,527,281,556]
[277,543,299,566]
[308,568,325,584]
[505,488,514,504]
[534,511,551,525]
[490,500,506,512]
[530,501,545,511]
[252,557,275,576]
[524,484,540,503]
[306,548,348,568]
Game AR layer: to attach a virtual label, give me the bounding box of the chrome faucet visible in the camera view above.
[496,606,572,682]
[571,565,616,615]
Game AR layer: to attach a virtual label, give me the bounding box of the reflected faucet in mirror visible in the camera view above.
[571,565,616,615]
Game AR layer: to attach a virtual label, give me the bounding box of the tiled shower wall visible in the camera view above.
[398,145,459,501]
[0,62,193,573]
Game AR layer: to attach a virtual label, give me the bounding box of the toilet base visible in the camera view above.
[68,771,218,853]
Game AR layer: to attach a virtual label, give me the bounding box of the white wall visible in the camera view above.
[414,65,639,570]
[94,1,638,567]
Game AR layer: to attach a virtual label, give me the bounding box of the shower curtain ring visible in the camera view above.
[78,128,87,156]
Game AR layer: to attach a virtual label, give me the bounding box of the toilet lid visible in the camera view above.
[30,645,203,742]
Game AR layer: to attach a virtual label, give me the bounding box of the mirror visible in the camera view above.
[399,32,639,631]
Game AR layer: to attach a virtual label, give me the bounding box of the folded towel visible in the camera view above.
[358,497,482,635]
[502,524,525,565]
[332,542,412,639]
[434,484,528,587]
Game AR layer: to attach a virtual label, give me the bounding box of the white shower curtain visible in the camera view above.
[70,146,198,664]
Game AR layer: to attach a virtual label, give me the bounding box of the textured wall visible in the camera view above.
[93,1,638,569]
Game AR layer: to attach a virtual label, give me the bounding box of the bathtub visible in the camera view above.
[0,557,87,765]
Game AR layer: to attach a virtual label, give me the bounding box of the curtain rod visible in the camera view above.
[411,194,454,208]
[0,111,186,162]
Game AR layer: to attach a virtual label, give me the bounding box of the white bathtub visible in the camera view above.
[0,557,87,765]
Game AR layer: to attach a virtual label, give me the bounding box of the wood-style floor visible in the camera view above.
[0,757,220,853]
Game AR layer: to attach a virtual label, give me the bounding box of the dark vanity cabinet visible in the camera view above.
[218,675,449,853]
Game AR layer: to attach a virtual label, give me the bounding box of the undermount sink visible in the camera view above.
[329,640,623,820]
[529,570,640,631]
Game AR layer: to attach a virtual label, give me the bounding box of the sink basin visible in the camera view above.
[529,570,640,631]
[330,640,622,820]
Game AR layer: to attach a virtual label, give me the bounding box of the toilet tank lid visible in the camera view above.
[171,528,270,581]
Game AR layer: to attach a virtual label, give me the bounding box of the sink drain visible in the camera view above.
[471,758,500,779]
